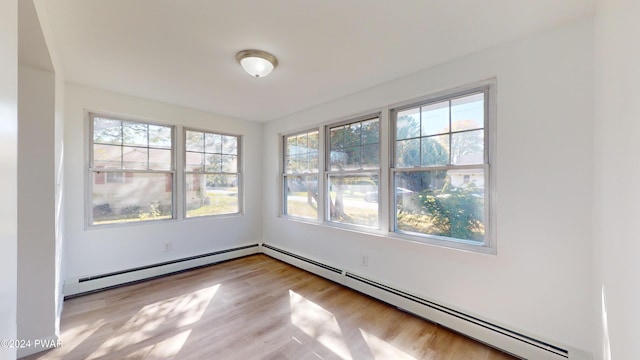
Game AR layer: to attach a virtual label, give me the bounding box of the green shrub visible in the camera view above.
[420,182,484,242]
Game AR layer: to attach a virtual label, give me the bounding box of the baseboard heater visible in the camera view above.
[65,243,259,298]
[261,243,573,360]
[261,243,342,274]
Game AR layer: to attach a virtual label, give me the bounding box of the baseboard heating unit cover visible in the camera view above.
[261,243,589,360]
[64,244,259,298]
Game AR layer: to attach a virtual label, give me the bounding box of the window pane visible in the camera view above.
[286,131,318,174]
[308,131,319,153]
[186,174,239,217]
[344,146,362,170]
[345,122,362,147]
[396,108,420,140]
[185,131,204,152]
[328,174,378,228]
[362,143,379,169]
[205,154,222,172]
[284,155,293,174]
[149,149,172,170]
[396,139,420,168]
[205,133,222,153]
[422,101,449,136]
[91,172,173,225]
[451,93,484,131]
[149,125,172,149]
[222,135,238,155]
[294,154,307,173]
[285,175,318,219]
[93,118,122,145]
[451,130,484,165]
[421,135,449,167]
[394,169,485,243]
[123,146,148,169]
[362,119,379,144]
[286,135,297,156]
[296,133,308,151]
[221,155,237,173]
[186,151,204,172]
[94,144,122,169]
[329,150,346,171]
[330,126,344,149]
[286,154,298,173]
[123,122,148,147]
[309,150,319,172]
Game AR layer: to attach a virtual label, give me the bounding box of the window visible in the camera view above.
[283,130,319,219]
[280,82,494,252]
[90,114,174,225]
[327,116,380,228]
[185,129,241,218]
[392,88,491,246]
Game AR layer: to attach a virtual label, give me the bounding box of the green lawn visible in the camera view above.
[187,191,239,217]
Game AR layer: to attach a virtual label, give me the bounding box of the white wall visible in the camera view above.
[16,2,66,357]
[0,1,18,359]
[53,67,65,340]
[17,64,57,358]
[63,83,263,286]
[31,0,68,335]
[594,0,640,359]
[263,19,594,355]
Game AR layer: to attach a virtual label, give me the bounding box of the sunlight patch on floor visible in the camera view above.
[86,284,219,359]
[123,329,192,360]
[359,328,417,360]
[43,319,106,360]
[289,290,352,360]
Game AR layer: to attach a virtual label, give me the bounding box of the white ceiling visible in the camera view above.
[42,0,594,122]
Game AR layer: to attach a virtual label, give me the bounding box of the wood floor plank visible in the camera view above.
[24,255,519,360]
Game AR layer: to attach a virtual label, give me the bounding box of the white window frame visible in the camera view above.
[281,128,322,221]
[183,128,243,219]
[389,80,496,253]
[277,81,496,254]
[325,114,381,230]
[87,112,176,228]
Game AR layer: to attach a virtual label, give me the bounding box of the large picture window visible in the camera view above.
[392,88,490,245]
[185,129,241,218]
[327,116,380,228]
[90,114,174,225]
[283,130,319,219]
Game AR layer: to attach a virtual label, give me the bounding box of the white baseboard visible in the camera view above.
[63,244,259,297]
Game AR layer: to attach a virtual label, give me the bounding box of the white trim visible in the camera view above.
[63,245,260,296]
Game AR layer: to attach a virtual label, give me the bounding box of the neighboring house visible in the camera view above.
[448,154,485,188]
[93,146,172,215]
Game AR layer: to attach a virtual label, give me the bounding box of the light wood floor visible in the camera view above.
[25,254,518,360]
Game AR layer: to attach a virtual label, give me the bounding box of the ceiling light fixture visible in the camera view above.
[236,49,278,78]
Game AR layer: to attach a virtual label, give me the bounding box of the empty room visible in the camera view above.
[2,0,639,359]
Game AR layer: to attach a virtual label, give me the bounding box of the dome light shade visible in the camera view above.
[236,49,278,78]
